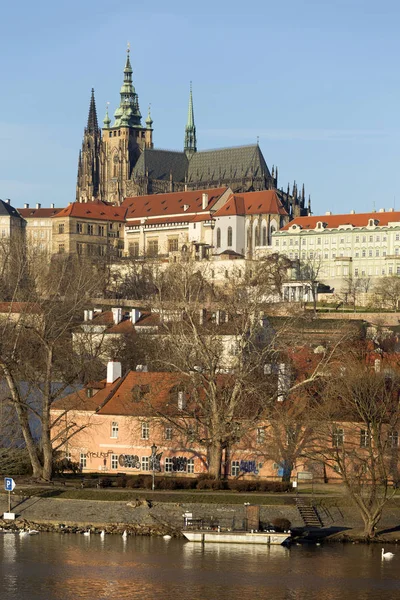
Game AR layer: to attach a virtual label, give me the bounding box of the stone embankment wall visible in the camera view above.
[2,493,399,535]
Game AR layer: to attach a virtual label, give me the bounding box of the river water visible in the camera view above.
[0,533,399,600]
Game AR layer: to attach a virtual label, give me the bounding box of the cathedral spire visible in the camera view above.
[114,44,142,128]
[87,88,99,133]
[184,82,197,157]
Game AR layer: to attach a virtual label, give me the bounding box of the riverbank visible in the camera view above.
[1,492,400,543]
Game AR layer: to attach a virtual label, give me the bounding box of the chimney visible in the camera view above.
[350,210,355,214]
[389,207,394,212]
[107,361,122,383]
[5,199,10,204]
[136,364,148,372]
[87,309,94,321]
[277,363,290,402]
[24,203,29,209]
[50,203,55,209]
[379,208,385,213]
[325,211,331,216]
[199,308,207,325]
[84,310,88,322]
[131,308,141,324]
[36,203,41,209]
[202,193,209,210]
[264,364,273,375]
[111,307,123,324]
[216,310,225,325]
[374,358,381,373]
[178,390,185,410]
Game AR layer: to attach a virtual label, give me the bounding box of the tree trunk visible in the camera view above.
[0,362,42,478]
[208,442,223,479]
[362,511,382,539]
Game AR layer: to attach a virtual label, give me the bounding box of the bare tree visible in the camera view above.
[0,254,109,480]
[372,276,400,311]
[314,362,400,538]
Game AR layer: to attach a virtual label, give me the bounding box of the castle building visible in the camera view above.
[76,48,310,218]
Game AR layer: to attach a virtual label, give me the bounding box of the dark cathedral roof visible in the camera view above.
[133,149,188,182]
[133,144,271,186]
[187,144,270,184]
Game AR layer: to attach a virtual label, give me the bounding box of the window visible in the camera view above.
[262,226,267,246]
[231,460,240,477]
[168,238,178,252]
[141,456,150,471]
[256,427,265,444]
[369,235,373,242]
[396,234,400,241]
[376,249,380,257]
[98,225,105,236]
[227,226,233,247]
[147,240,158,256]
[388,431,399,448]
[87,224,94,235]
[376,235,380,242]
[362,249,366,257]
[187,458,194,474]
[111,421,118,438]
[58,223,64,234]
[111,454,118,469]
[58,244,65,254]
[340,237,344,244]
[254,226,260,247]
[165,457,173,472]
[141,422,150,440]
[332,427,344,446]
[77,223,83,234]
[80,453,87,468]
[362,236,366,243]
[165,426,173,441]
[178,390,185,410]
[360,429,370,448]
[216,228,221,248]
[355,236,360,243]
[395,248,399,256]
[129,242,139,257]
[368,249,372,257]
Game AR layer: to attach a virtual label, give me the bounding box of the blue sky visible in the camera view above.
[0,0,399,215]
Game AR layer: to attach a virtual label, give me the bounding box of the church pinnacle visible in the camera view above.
[184,82,197,157]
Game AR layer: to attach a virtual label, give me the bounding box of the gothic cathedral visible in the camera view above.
[76,48,310,217]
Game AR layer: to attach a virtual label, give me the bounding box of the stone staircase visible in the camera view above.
[295,498,324,528]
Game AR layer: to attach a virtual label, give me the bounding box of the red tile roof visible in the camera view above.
[280,211,400,231]
[0,302,42,314]
[213,190,288,217]
[53,201,127,222]
[18,208,62,218]
[123,188,228,220]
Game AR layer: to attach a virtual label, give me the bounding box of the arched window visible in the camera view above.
[246,227,251,248]
[254,226,260,247]
[216,228,221,248]
[262,226,267,246]
[227,227,233,247]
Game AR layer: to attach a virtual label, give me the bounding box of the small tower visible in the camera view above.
[76,88,102,202]
[184,82,197,158]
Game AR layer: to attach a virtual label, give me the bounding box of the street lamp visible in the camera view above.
[151,443,157,491]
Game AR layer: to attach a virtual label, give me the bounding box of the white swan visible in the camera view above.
[163,534,172,540]
[382,548,395,559]
[28,529,39,535]
[19,530,29,537]
[100,530,105,539]
[83,530,91,537]
[122,530,128,540]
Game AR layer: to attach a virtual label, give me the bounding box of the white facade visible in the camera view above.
[273,209,400,291]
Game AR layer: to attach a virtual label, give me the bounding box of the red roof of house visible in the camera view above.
[213,190,288,218]
[123,188,228,220]
[0,302,42,315]
[281,211,400,231]
[18,208,62,218]
[53,201,127,222]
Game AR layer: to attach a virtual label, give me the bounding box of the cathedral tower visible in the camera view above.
[76,89,102,202]
[101,46,153,205]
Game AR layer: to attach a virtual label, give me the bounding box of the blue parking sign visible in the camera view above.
[4,478,15,492]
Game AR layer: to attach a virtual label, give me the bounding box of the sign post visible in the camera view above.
[4,477,16,520]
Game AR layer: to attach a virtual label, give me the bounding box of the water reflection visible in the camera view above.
[0,534,399,600]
